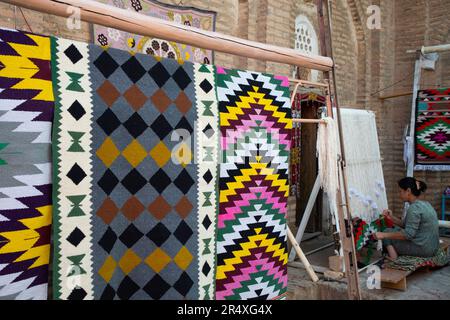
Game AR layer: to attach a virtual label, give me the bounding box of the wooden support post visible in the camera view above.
[322,0,361,300]
[289,176,321,261]
[287,227,320,282]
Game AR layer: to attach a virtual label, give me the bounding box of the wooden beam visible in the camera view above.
[379,91,413,100]
[287,227,320,282]
[292,119,327,124]
[3,0,334,71]
[289,176,321,261]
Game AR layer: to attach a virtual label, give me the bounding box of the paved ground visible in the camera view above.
[287,250,450,300]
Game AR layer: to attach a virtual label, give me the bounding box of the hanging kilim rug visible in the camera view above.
[0,27,54,300]
[414,88,450,171]
[93,0,216,64]
[52,35,291,300]
[52,36,219,299]
[215,68,291,300]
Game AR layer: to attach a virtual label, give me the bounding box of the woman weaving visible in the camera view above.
[374,177,440,260]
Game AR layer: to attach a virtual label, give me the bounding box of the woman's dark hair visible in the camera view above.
[398,177,427,196]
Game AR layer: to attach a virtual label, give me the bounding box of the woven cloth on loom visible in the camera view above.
[353,216,394,251]
[414,88,450,171]
[216,68,291,300]
[92,0,216,64]
[338,109,388,224]
[0,27,54,300]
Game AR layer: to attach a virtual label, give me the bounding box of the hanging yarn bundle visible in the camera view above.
[316,116,340,222]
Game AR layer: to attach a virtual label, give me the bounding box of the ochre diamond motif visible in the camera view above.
[149,141,171,167]
[145,248,171,273]
[122,139,147,167]
[96,137,120,167]
[173,246,193,270]
[118,249,142,274]
[98,255,117,282]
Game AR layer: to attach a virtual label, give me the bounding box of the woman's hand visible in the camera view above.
[382,209,393,220]
[374,232,384,240]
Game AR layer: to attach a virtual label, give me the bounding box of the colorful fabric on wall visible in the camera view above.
[0,28,54,300]
[289,93,326,197]
[93,0,216,64]
[414,88,450,171]
[215,68,291,300]
[290,93,301,197]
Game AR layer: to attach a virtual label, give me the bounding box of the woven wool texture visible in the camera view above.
[215,68,291,300]
[48,31,291,300]
[0,27,54,300]
[414,88,450,170]
[338,109,388,223]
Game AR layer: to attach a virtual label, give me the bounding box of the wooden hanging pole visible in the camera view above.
[2,0,334,71]
[287,227,319,282]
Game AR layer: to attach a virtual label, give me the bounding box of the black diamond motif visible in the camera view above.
[98,169,119,195]
[67,287,87,300]
[121,56,146,83]
[121,169,147,195]
[173,220,193,245]
[100,284,116,300]
[203,169,213,184]
[199,79,213,93]
[64,44,83,64]
[119,224,143,248]
[175,117,193,134]
[66,227,86,247]
[150,114,172,140]
[117,276,140,300]
[93,51,119,78]
[148,62,171,87]
[98,226,117,253]
[172,66,191,90]
[67,163,86,185]
[202,262,211,276]
[123,113,147,138]
[202,215,212,230]
[202,123,214,139]
[173,169,194,194]
[143,274,170,300]
[67,100,86,121]
[173,271,194,296]
[146,222,171,246]
[97,109,121,135]
[149,169,171,193]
